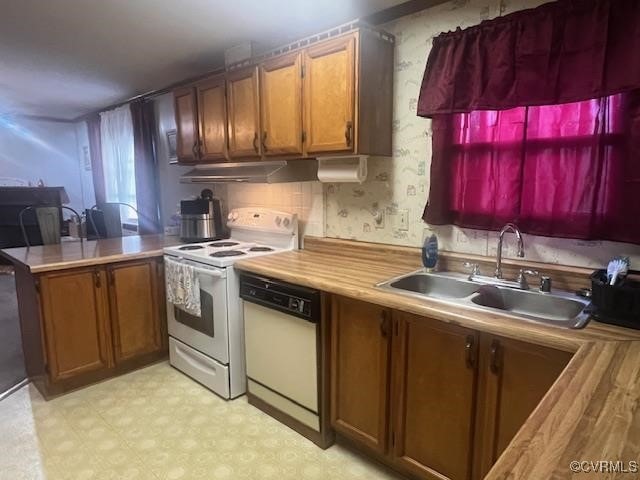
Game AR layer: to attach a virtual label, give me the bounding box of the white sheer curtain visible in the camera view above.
[100,105,137,220]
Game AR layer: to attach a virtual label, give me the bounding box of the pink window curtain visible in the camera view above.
[417,0,640,117]
[423,93,640,244]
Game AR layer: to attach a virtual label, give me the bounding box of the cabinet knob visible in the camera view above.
[379,311,389,338]
[465,335,476,369]
[345,121,353,147]
[490,339,501,374]
[252,132,259,154]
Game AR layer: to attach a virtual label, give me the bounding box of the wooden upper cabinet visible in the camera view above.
[196,76,228,161]
[473,335,572,479]
[174,87,199,162]
[107,259,165,364]
[392,312,479,480]
[331,296,391,455]
[39,268,112,382]
[304,34,356,155]
[227,67,261,158]
[173,26,393,162]
[260,52,303,156]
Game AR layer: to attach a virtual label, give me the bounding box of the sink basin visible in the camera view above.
[377,269,592,329]
[389,273,479,299]
[471,285,590,328]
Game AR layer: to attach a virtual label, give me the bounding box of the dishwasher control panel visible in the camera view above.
[240,274,320,322]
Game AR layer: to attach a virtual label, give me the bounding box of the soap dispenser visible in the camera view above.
[422,234,438,272]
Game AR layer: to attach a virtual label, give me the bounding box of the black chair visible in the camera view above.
[87,202,141,239]
[18,205,82,248]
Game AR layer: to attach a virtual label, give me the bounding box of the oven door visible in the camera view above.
[165,256,229,364]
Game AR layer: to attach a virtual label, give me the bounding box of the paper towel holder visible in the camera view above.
[317,155,368,183]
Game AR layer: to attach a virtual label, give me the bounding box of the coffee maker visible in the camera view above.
[180,189,224,242]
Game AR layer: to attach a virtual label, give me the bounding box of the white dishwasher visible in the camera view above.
[240,273,325,444]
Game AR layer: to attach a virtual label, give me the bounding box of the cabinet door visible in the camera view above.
[196,76,227,161]
[304,34,356,154]
[260,52,303,156]
[392,312,478,480]
[107,259,164,363]
[330,296,391,454]
[40,268,112,382]
[226,67,261,158]
[473,335,572,479]
[174,86,199,162]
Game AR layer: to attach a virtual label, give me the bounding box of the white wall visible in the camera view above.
[73,121,96,209]
[0,115,90,213]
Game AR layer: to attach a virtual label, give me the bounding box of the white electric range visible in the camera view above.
[163,207,298,399]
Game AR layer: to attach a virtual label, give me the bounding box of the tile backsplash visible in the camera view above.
[223,182,324,247]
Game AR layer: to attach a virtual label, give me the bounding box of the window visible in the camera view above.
[424,93,640,244]
[100,105,137,224]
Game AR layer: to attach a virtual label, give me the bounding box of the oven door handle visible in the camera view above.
[165,256,225,278]
[190,265,224,278]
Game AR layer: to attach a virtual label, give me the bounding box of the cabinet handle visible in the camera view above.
[490,339,500,374]
[94,270,101,289]
[465,335,475,369]
[379,311,389,338]
[108,269,115,285]
[345,121,353,147]
[192,142,199,158]
[261,131,268,153]
[252,132,259,154]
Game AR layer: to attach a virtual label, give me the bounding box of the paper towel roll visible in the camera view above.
[317,156,368,183]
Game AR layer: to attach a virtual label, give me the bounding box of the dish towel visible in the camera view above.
[165,257,201,316]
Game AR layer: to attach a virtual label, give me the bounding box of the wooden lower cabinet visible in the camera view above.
[329,296,573,480]
[107,259,165,364]
[40,267,113,383]
[330,296,391,454]
[21,258,167,397]
[392,312,478,480]
[472,335,573,479]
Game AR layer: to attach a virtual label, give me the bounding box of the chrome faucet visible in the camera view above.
[495,223,524,278]
[464,223,542,290]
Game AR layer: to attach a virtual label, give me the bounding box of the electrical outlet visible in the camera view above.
[393,209,409,231]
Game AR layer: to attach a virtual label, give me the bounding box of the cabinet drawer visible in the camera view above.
[169,337,230,398]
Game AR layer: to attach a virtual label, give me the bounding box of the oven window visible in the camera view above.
[174,290,215,337]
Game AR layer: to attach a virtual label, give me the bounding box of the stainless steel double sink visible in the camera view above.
[376,270,592,329]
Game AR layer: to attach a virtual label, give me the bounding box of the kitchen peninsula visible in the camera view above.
[0,235,176,398]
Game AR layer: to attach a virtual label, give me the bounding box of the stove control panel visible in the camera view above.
[227,208,296,233]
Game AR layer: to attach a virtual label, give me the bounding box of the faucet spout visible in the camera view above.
[495,223,525,278]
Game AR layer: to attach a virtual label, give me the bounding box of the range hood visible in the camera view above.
[180,160,318,184]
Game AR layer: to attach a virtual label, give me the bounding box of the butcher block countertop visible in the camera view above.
[235,236,640,480]
[0,234,178,273]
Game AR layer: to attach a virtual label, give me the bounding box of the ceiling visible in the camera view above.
[0,0,405,120]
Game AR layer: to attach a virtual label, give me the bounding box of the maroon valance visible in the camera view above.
[417,0,640,117]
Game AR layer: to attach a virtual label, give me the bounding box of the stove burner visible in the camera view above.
[208,241,240,248]
[249,247,274,252]
[209,250,246,258]
[179,245,205,251]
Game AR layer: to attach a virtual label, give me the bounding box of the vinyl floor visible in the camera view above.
[0,362,402,480]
